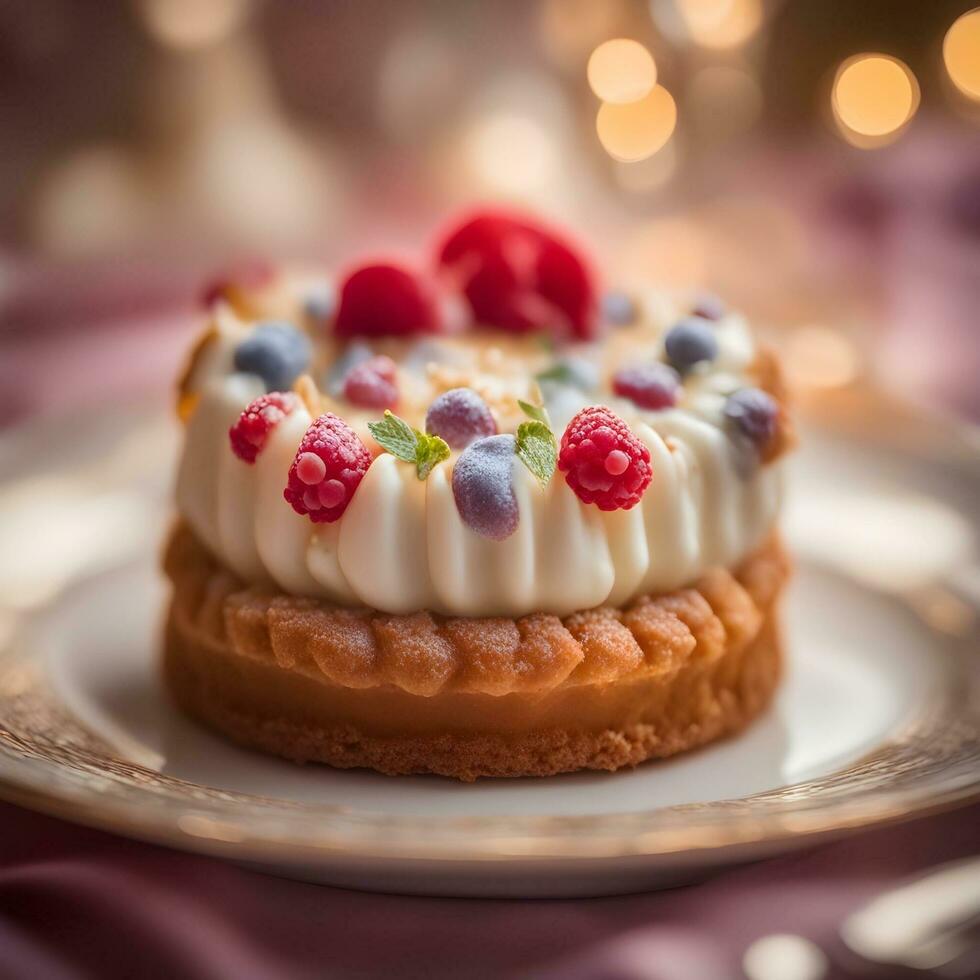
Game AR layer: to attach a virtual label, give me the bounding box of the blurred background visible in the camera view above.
[0,0,978,428]
[0,0,979,637]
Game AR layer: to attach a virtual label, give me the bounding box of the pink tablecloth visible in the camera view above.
[1,799,977,979]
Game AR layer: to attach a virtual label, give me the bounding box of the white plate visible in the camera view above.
[0,403,977,897]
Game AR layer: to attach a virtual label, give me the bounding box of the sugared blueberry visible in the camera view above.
[723,387,778,450]
[558,406,652,511]
[229,392,298,463]
[283,413,372,523]
[233,322,311,392]
[602,291,637,326]
[664,318,718,374]
[612,363,680,410]
[451,434,519,540]
[435,210,599,340]
[342,355,399,410]
[425,388,497,450]
[334,262,441,338]
[690,293,725,321]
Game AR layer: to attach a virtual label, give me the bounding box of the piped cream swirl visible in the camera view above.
[175,288,783,617]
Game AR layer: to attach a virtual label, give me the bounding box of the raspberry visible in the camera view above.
[334,262,441,338]
[612,362,680,410]
[342,355,399,409]
[284,413,372,523]
[229,392,298,463]
[435,210,599,340]
[558,406,652,511]
[691,292,725,321]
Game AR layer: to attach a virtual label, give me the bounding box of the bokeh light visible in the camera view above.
[465,113,557,194]
[596,85,677,162]
[832,54,919,147]
[665,0,763,50]
[139,0,250,50]
[587,39,657,104]
[943,8,980,101]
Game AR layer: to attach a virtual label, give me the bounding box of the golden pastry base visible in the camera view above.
[163,525,788,781]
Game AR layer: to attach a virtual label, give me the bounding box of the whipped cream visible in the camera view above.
[175,285,783,617]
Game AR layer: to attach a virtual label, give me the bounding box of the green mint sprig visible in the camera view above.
[367,410,450,480]
[515,400,556,487]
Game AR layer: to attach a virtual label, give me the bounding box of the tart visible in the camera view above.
[166,210,794,780]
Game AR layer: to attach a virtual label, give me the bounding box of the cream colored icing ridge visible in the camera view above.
[175,283,783,617]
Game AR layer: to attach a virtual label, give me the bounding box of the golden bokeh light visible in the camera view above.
[943,8,980,101]
[139,0,250,49]
[832,54,919,146]
[587,39,657,104]
[465,113,557,194]
[596,85,677,162]
[676,0,762,49]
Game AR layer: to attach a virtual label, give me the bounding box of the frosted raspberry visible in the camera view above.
[343,355,399,409]
[284,414,372,523]
[334,262,441,338]
[229,392,298,463]
[435,210,599,340]
[612,362,680,410]
[558,406,652,511]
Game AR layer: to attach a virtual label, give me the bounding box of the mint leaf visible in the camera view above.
[515,419,556,487]
[535,363,577,385]
[368,410,450,479]
[367,411,418,463]
[415,432,450,480]
[518,399,549,425]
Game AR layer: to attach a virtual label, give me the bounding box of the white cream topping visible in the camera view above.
[175,290,783,617]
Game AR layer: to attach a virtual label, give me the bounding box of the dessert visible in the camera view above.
[165,210,794,781]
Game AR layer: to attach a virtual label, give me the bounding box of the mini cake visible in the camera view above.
[165,210,794,781]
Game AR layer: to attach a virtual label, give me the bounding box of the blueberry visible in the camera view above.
[452,434,519,540]
[426,388,497,450]
[724,387,777,448]
[664,318,718,374]
[234,322,312,392]
[602,291,637,326]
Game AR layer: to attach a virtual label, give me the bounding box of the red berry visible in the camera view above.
[284,413,372,523]
[558,406,652,511]
[334,262,441,338]
[342,355,399,409]
[200,259,275,308]
[229,392,298,463]
[435,210,598,340]
[612,363,680,410]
